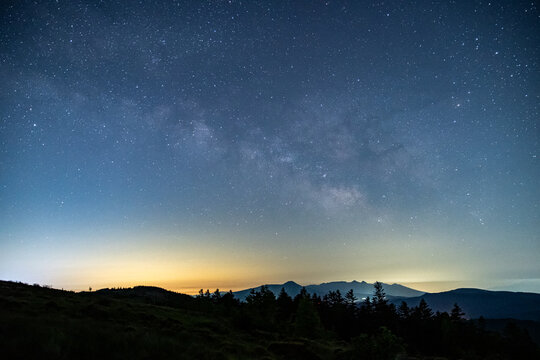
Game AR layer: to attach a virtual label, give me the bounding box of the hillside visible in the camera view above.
[392,288,540,321]
[0,281,343,359]
[1,280,538,359]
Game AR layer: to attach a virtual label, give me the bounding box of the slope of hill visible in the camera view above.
[0,281,343,359]
[233,280,425,301]
[2,280,539,359]
[392,288,540,321]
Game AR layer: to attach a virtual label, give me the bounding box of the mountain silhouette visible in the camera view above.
[392,288,540,321]
[233,280,425,301]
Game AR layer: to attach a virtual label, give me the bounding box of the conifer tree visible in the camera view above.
[398,301,410,319]
[450,303,465,321]
[345,289,357,308]
[416,298,433,320]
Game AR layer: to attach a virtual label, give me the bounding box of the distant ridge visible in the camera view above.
[233,280,425,301]
[233,282,540,321]
[391,288,540,321]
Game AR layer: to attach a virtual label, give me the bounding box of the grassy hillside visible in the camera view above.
[1,280,539,359]
[0,281,343,359]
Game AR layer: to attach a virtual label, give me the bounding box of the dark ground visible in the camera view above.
[1,281,538,359]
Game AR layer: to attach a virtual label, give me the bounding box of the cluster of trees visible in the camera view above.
[197,282,539,359]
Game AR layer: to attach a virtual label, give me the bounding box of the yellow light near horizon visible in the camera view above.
[1,230,502,295]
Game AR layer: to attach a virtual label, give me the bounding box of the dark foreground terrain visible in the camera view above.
[0,280,538,359]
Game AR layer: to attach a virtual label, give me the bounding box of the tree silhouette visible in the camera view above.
[414,298,433,320]
[324,290,344,306]
[398,301,410,319]
[245,285,276,327]
[362,296,373,314]
[373,281,387,307]
[276,287,293,322]
[345,289,357,308]
[294,287,309,301]
[219,290,238,307]
[183,282,540,358]
[450,303,465,321]
[294,297,322,338]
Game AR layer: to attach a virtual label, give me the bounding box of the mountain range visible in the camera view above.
[233,281,540,321]
[232,280,425,301]
[391,288,540,321]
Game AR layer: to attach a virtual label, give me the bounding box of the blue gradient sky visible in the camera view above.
[1,1,539,293]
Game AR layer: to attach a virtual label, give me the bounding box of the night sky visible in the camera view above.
[1,1,539,294]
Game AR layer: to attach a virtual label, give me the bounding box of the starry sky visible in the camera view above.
[1,1,539,294]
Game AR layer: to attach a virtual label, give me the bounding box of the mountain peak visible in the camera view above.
[233,280,425,301]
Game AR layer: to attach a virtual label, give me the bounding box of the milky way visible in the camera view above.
[1,1,538,293]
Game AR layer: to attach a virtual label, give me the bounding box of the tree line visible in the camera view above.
[195,281,539,359]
